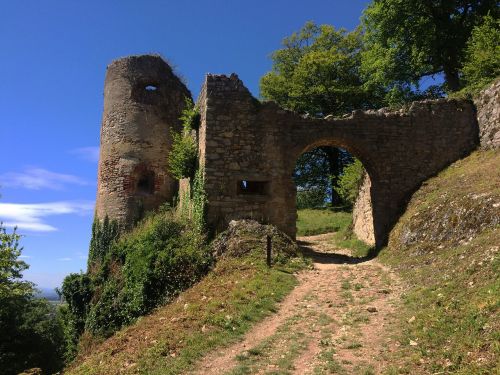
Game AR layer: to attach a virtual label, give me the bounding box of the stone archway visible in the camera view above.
[289,142,376,246]
[197,74,478,247]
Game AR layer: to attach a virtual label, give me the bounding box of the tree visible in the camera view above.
[361,0,499,96]
[0,224,64,374]
[260,22,376,206]
[334,159,365,207]
[461,14,500,91]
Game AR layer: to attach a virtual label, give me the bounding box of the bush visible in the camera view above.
[86,211,212,336]
[60,210,213,344]
[59,273,92,361]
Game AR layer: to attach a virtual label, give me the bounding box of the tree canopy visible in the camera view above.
[461,14,500,91]
[261,22,381,116]
[361,0,499,97]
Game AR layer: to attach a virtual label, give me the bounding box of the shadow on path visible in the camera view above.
[297,239,377,265]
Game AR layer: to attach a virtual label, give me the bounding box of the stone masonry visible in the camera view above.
[197,74,479,247]
[96,55,494,247]
[95,55,190,225]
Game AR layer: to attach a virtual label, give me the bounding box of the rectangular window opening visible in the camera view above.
[237,180,269,196]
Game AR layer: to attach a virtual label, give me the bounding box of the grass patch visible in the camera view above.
[296,208,351,236]
[297,208,373,257]
[66,249,308,375]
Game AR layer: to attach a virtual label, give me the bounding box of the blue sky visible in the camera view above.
[0,0,369,289]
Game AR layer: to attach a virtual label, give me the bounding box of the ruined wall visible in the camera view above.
[95,55,191,225]
[95,54,486,246]
[475,78,500,149]
[199,75,479,246]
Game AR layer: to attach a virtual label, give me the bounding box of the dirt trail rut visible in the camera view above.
[191,233,402,374]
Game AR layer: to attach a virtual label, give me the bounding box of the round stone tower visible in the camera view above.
[95,54,191,226]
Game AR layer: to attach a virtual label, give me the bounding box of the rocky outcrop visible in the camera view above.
[475,78,500,150]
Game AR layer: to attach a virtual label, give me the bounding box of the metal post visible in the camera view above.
[266,235,272,267]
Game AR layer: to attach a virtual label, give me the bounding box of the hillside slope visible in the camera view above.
[380,150,499,374]
[65,221,307,375]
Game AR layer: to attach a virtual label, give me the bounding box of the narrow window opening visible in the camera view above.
[237,180,269,195]
[136,172,155,195]
[145,85,158,91]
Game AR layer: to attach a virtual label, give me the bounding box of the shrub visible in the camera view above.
[69,210,213,338]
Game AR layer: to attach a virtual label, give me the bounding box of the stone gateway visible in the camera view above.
[96,55,494,247]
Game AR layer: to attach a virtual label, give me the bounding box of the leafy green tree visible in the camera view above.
[461,14,500,91]
[335,159,365,207]
[260,22,376,206]
[361,0,499,96]
[0,224,64,374]
[261,22,380,116]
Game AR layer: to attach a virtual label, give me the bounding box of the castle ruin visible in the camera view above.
[96,54,486,247]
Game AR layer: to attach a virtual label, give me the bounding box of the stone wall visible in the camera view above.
[95,55,191,225]
[198,75,479,246]
[474,78,500,149]
[352,173,375,246]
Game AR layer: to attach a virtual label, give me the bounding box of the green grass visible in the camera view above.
[296,208,352,236]
[297,208,374,257]
[66,249,308,375]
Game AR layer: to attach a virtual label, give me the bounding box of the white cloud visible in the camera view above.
[57,257,72,262]
[19,255,31,259]
[0,168,89,190]
[0,201,94,232]
[70,146,100,162]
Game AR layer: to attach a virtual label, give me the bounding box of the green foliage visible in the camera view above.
[179,97,201,132]
[260,21,381,115]
[0,296,65,374]
[461,15,500,92]
[88,215,120,267]
[361,0,499,94]
[334,159,365,207]
[0,223,64,374]
[296,188,327,210]
[0,226,33,299]
[191,168,207,233]
[60,210,212,343]
[167,98,199,180]
[59,273,92,361]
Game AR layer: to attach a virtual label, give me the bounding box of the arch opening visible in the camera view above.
[293,144,375,253]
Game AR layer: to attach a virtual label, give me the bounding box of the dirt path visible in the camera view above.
[191,233,402,374]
